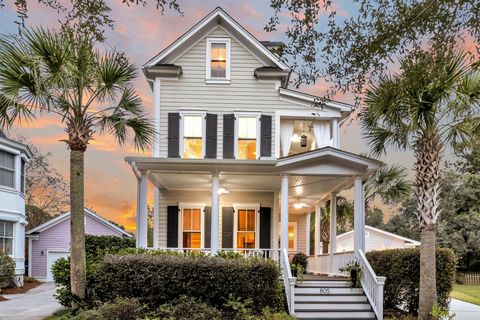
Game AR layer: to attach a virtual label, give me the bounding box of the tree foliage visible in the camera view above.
[266,0,480,101]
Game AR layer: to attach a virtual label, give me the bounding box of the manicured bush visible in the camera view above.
[51,235,136,307]
[155,296,223,320]
[72,298,145,320]
[366,248,456,314]
[0,252,16,289]
[93,253,281,312]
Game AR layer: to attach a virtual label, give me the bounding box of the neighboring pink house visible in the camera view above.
[25,208,133,281]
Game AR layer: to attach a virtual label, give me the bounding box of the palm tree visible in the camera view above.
[0,28,154,307]
[361,49,480,319]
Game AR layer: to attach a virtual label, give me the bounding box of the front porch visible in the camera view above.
[126,147,381,275]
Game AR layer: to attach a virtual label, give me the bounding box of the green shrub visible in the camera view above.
[0,252,16,289]
[51,235,135,307]
[366,248,456,314]
[93,253,281,312]
[291,252,308,270]
[72,298,145,320]
[155,296,223,320]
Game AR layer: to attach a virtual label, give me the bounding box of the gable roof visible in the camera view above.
[26,208,133,238]
[144,7,289,71]
[337,225,420,246]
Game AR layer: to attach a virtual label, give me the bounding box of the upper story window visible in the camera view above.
[236,115,259,160]
[181,114,205,159]
[21,159,25,193]
[0,220,14,255]
[0,150,15,188]
[206,38,231,84]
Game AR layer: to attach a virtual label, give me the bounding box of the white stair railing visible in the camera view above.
[357,249,386,320]
[280,248,296,315]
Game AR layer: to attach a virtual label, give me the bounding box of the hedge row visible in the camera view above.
[93,253,282,312]
[366,248,456,314]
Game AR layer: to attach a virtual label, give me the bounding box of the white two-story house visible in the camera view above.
[0,130,32,285]
[126,8,386,318]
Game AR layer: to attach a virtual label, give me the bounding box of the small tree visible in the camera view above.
[361,49,480,319]
[0,28,154,307]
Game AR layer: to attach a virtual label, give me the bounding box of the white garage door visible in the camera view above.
[46,250,70,282]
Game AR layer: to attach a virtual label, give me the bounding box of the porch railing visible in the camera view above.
[306,251,354,275]
[159,248,280,260]
[357,249,386,320]
[280,248,296,315]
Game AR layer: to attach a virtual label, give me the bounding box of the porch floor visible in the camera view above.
[302,273,347,281]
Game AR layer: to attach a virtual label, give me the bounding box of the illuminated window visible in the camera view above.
[237,209,256,249]
[278,222,297,251]
[0,220,14,255]
[206,38,231,82]
[237,117,258,160]
[182,208,201,248]
[183,115,203,159]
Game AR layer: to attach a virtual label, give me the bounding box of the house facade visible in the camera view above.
[127,6,381,262]
[0,130,32,285]
[25,208,133,281]
[126,8,387,318]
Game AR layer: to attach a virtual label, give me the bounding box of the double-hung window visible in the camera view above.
[0,220,14,255]
[206,38,231,83]
[237,208,256,249]
[181,114,205,159]
[181,207,202,249]
[236,115,259,160]
[0,150,15,188]
[21,159,25,193]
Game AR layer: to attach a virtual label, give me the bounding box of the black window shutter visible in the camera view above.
[260,115,272,158]
[204,206,211,249]
[222,207,234,248]
[205,114,217,159]
[168,113,180,158]
[167,206,179,248]
[223,114,235,159]
[259,207,271,249]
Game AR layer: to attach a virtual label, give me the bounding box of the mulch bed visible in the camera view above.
[1,280,41,295]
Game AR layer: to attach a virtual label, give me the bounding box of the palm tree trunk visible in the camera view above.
[70,149,86,308]
[415,136,441,320]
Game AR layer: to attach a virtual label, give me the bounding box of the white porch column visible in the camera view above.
[329,193,337,254]
[136,172,148,248]
[354,176,365,254]
[210,173,220,253]
[332,118,339,148]
[280,174,289,251]
[152,77,161,249]
[314,205,322,255]
[272,191,279,258]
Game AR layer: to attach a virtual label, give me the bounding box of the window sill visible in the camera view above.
[205,79,231,85]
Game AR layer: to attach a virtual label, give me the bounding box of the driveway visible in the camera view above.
[0,282,63,320]
[450,298,480,320]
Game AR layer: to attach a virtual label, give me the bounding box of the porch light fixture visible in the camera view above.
[218,188,229,195]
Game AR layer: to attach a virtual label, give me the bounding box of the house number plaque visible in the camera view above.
[319,288,330,294]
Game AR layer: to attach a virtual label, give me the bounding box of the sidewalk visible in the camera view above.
[450,298,480,320]
[0,282,63,320]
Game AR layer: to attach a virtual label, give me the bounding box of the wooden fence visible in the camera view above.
[457,272,480,285]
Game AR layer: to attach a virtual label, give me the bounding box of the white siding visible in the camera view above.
[336,228,408,253]
[157,27,318,158]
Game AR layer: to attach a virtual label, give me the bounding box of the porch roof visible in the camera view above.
[125,148,382,208]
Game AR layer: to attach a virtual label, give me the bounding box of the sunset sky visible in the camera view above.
[0,1,460,232]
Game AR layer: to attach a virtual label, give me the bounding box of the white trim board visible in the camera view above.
[26,208,133,238]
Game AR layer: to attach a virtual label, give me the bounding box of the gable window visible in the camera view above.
[236,115,259,160]
[0,220,14,255]
[182,208,202,248]
[181,113,205,159]
[206,38,231,83]
[0,150,15,188]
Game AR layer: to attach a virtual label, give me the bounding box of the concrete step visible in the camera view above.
[295,310,375,319]
[295,287,364,295]
[296,280,351,287]
[295,302,372,311]
[295,294,368,303]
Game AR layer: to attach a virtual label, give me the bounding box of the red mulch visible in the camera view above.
[1,281,41,295]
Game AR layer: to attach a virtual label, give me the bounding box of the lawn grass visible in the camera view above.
[451,284,480,305]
